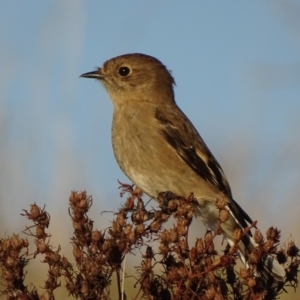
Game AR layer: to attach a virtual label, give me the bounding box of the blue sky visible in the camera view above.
[1,1,300,247]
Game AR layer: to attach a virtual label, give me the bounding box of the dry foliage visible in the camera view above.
[0,185,299,300]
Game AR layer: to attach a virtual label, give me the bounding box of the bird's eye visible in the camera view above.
[118,66,130,77]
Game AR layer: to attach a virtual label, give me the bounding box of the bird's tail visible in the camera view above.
[226,231,285,287]
[224,199,285,288]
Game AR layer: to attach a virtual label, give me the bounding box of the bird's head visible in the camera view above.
[81,53,176,105]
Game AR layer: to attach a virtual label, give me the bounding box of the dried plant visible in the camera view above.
[0,185,299,300]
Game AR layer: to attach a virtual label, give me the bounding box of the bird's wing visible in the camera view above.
[155,107,231,195]
[155,107,253,226]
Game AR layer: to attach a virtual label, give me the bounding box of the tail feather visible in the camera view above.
[225,202,285,286]
[227,235,285,284]
[262,254,285,284]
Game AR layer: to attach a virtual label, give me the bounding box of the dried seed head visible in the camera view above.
[189,247,197,261]
[176,223,187,237]
[10,234,22,250]
[169,229,178,243]
[22,238,29,248]
[91,230,102,242]
[2,239,11,251]
[69,191,78,205]
[73,245,83,260]
[220,255,234,266]
[176,205,187,216]
[196,238,204,254]
[116,211,126,227]
[112,220,121,233]
[254,230,264,244]
[143,211,155,222]
[135,223,145,235]
[247,277,256,288]
[149,220,162,233]
[266,227,281,242]
[167,267,179,283]
[287,240,299,258]
[178,239,188,252]
[219,209,229,223]
[102,240,110,252]
[128,231,137,244]
[66,281,77,294]
[44,276,57,290]
[233,229,242,242]
[205,257,213,266]
[133,187,143,197]
[45,252,61,265]
[239,268,251,279]
[36,225,47,239]
[161,213,171,222]
[248,248,261,265]
[159,243,169,255]
[167,200,178,212]
[74,209,85,220]
[204,231,214,246]
[61,256,72,269]
[73,221,83,231]
[144,246,154,259]
[207,243,215,254]
[216,193,227,209]
[35,240,49,254]
[123,224,132,235]
[263,240,274,253]
[78,198,88,209]
[204,286,216,300]
[2,267,14,281]
[160,230,170,243]
[90,243,99,255]
[141,259,152,272]
[285,260,299,284]
[5,256,16,268]
[81,281,89,298]
[187,210,194,220]
[39,211,50,227]
[30,204,41,220]
[51,265,61,277]
[207,271,216,284]
[8,249,19,260]
[124,196,135,209]
[131,211,142,224]
[184,203,193,213]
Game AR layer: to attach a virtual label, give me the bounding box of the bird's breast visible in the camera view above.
[111,107,163,196]
[111,105,218,200]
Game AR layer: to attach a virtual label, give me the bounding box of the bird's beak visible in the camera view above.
[80,69,104,80]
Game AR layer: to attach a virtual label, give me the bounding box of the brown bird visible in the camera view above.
[81,53,285,284]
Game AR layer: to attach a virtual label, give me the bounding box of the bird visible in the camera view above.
[80,53,285,285]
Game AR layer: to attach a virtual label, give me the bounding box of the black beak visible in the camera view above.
[80,69,103,79]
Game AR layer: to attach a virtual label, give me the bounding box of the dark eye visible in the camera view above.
[118,66,130,77]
